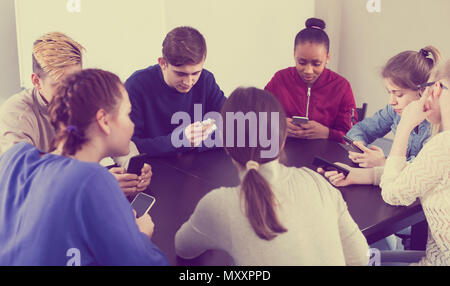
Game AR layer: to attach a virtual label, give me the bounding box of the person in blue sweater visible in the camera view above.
[346,46,441,168]
[125,26,226,156]
[0,69,168,266]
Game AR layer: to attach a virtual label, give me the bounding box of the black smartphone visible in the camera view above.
[292,116,309,126]
[131,193,156,218]
[127,153,148,175]
[312,156,350,177]
[342,135,364,153]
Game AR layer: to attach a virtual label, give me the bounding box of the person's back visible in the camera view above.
[175,87,368,265]
[176,161,368,265]
[0,142,167,266]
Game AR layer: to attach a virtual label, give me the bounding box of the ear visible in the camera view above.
[31,73,42,90]
[96,109,111,136]
[158,57,168,70]
[326,53,331,65]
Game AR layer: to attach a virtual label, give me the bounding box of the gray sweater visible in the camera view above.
[175,161,369,266]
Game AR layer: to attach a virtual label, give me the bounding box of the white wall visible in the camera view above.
[336,0,450,120]
[0,0,20,106]
[14,0,314,97]
[15,0,165,88]
[164,0,315,97]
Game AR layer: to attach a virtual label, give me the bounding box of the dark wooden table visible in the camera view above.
[144,138,426,266]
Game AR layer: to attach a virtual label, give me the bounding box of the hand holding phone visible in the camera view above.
[342,135,364,154]
[312,156,350,177]
[292,116,309,127]
[131,193,156,218]
[127,153,148,175]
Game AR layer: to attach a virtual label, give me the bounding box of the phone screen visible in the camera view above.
[131,193,156,218]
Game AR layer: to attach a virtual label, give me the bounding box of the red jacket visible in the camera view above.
[265,67,357,141]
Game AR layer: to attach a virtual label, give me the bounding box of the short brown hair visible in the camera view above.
[382,46,442,90]
[32,32,84,80]
[221,87,287,241]
[162,26,207,66]
[49,69,123,156]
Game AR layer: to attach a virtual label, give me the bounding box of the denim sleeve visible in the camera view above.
[346,105,395,145]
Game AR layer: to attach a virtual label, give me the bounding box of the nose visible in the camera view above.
[304,64,313,74]
[388,93,397,106]
[183,75,194,87]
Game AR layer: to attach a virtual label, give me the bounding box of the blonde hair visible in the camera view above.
[32,32,85,80]
[429,59,450,136]
[382,45,442,90]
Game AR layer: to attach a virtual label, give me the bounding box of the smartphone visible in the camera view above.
[127,153,148,175]
[292,116,309,126]
[342,135,364,153]
[312,156,350,177]
[131,193,156,218]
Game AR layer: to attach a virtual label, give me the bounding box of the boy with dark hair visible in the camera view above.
[126,26,226,156]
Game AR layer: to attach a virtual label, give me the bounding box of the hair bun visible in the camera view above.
[305,18,326,30]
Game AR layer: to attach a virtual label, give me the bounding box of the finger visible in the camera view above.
[109,167,126,175]
[119,173,139,181]
[133,209,137,217]
[120,179,139,188]
[316,167,324,174]
[353,141,371,153]
[369,145,384,152]
[323,170,339,178]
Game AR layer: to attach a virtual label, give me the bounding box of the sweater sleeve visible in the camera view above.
[311,171,369,265]
[175,191,226,259]
[78,168,169,266]
[328,80,357,142]
[380,132,450,206]
[346,105,395,145]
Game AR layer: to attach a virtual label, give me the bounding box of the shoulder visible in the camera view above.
[197,68,219,85]
[422,130,450,155]
[323,69,352,88]
[0,89,35,117]
[125,65,159,89]
[0,142,35,161]
[195,186,238,215]
[271,67,296,80]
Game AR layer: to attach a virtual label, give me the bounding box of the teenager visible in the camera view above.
[0,32,150,196]
[265,18,357,141]
[125,26,226,156]
[175,87,368,266]
[322,60,450,265]
[346,46,441,168]
[0,69,168,266]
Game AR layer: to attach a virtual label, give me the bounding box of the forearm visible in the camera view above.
[388,123,411,157]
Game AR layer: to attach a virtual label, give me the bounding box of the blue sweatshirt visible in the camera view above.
[0,143,169,266]
[346,104,431,161]
[125,64,226,156]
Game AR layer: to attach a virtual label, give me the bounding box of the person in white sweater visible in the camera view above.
[175,87,369,266]
[320,60,450,265]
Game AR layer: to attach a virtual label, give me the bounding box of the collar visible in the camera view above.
[32,88,50,116]
[237,160,283,184]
